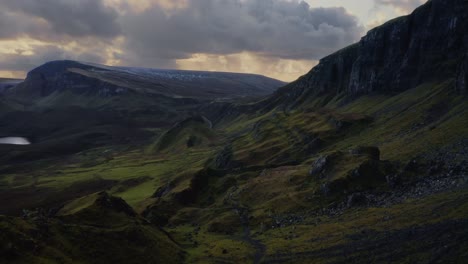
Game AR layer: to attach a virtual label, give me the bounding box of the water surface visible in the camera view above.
[0,137,31,145]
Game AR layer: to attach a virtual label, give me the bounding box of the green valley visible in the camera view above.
[1,0,468,263]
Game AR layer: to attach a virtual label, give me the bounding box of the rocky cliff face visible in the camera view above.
[267,0,468,109]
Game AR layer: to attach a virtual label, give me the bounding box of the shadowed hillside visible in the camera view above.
[9,60,283,100]
[0,78,22,94]
[1,0,467,263]
[0,62,283,163]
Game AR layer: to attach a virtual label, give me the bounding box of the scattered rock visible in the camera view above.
[186,135,198,148]
[428,161,445,176]
[309,155,329,178]
[21,208,53,226]
[386,174,402,188]
[348,160,388,184]
[404,159,419,172]
[350,146,380,160]
[214,145,233,169]
[320,183,331,196]
[152,182,173,198]
[269,155,468,229]
[347,193,368,208]
[329,118,352,131]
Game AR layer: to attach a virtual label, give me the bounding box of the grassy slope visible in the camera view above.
[0,81,467,263]
[163,81,468,263]
[0,207,185,264]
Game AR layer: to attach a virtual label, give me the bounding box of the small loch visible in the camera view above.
[0,137,31,145]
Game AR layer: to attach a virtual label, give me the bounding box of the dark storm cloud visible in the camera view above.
[0,0,121,39]
[374,0,425,12]
[0,0,119,73]
[122,0,364,62]
[0,0,364,76]
[0,9,46,40]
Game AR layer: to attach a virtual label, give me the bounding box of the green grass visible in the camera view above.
[168,224,255,264]
[1,80,467,263]
[0,214,185,264]
[57,192,100,216]
[255,188,468,263]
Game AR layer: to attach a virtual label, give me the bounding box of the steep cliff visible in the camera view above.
[265,0,468,109]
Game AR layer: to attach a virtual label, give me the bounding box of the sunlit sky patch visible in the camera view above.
[0,0,425,82]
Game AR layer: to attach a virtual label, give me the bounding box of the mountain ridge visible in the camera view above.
[1,0,468,263]
[261,0,468,111]
[10,60,284,100]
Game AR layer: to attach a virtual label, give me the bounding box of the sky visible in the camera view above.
[0,0,426,82]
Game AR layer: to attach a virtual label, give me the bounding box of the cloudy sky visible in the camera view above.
[0,0,425,81]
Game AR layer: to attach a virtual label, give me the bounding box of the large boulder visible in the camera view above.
[311,150,395,196]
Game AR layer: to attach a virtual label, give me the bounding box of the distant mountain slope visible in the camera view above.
[0,61,283,150]
[9,60,284,101]
[262,0,468,110]
[1,1,468,263]
[0,78,22,94]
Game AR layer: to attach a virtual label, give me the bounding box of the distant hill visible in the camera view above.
[1,1,467,263]
[9,60,284,101]
[0,61,284,150]
[0,78,22,94]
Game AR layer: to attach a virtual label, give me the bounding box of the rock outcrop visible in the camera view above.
[266,0,468,109]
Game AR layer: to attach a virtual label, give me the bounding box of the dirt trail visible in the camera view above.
[229,190,266,264]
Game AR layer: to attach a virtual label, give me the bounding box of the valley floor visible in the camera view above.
[1,82,468,263]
